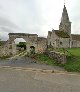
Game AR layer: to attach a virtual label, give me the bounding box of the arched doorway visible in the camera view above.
[30,46,35,54]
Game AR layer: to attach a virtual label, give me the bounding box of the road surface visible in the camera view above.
[0,68,80,92]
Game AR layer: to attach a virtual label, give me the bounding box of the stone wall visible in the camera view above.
[0,41,9,57]
[59,38,70,48]
[47,51,66,64]
[71,40,77,48]
[47,30,70,48]
[77,41,80,47]
[37,37,47,53]
[47,30,59,48]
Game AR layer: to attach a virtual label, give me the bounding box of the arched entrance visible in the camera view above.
[8,33,38,55]
[14,38,27,52]
[30,46,35,54]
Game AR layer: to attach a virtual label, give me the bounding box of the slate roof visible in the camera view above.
[72,34,80,41]
[55,30,70,38]
[37,37,47,41]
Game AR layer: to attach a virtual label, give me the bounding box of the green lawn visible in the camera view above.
[52,48,80,72]
[67,48,80,56]
[51,48,80,56]
[62,48,80,72]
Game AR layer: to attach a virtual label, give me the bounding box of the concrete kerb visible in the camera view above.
[0,66,63,73]
[0,66,80,75]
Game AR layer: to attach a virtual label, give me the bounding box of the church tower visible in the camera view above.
[59,3,71,36]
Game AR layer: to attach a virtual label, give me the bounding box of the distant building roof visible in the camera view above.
[72,34,80,41]
[55,30,70,38]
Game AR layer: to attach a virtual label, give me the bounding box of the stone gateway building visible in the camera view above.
[47,5,80,48]
[0,33,47,56]
[8,33,47,55]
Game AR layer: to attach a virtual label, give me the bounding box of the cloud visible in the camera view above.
[0,16,19,29]
[0,0,80,40]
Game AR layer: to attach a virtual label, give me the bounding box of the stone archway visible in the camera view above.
[8,33,38,55]
[14,38,27,52]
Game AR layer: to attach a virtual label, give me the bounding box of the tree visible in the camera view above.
[16,42,26,50]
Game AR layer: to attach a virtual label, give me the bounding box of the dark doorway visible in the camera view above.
[30,46,35,54]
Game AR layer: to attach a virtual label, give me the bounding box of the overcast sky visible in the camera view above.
[0,0,80,40]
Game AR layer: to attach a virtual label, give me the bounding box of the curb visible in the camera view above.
[0,66,65,73]
[0,66,79,75]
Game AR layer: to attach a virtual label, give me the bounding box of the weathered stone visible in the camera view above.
[47,51,66,64]
[0,33,47,57]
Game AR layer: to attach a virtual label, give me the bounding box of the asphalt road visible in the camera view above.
[0,57,65,71]
[0,68,80,92]
[0,57,80,92]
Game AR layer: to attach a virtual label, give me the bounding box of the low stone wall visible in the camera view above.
[0,41,9,57]
[47,51,66,64]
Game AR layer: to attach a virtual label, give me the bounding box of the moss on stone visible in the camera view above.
[55,31,70,38]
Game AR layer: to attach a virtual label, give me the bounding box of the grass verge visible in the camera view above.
[27,54,57,65]
[61,48,80,72]
[29,48,80,72]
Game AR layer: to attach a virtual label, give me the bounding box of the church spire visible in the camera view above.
[61,2,70,23]
[59,1,71,36]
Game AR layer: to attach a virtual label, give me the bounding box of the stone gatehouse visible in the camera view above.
[0,33,47,56]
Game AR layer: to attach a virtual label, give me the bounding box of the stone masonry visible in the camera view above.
[0,33,47,56]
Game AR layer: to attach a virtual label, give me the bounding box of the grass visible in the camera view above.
[62,48,80,72]
[31,48,80,72]
[29,54,57,65]
[53,48,80,56]
[51,48,80,72]
[66,48,80,56]
[63,58,80,72]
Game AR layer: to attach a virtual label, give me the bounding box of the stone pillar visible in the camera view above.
[70,39,72,48]
[12,41,16,55]
[26,42,30,53]
[34,43,38,53]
